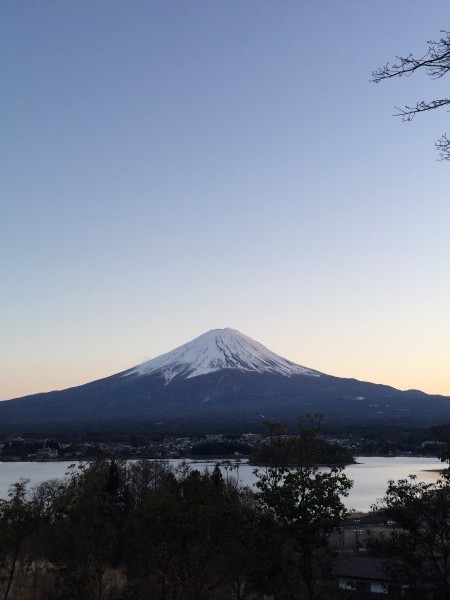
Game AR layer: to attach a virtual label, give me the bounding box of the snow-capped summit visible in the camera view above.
[128,328,321,382]
[3,328,450,433]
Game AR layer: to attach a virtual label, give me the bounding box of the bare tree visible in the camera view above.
[372,29,450,160]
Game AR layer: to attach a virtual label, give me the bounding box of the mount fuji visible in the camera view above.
[127,328,321,381]
[1,328,450,434]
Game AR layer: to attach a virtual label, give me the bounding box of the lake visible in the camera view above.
[0,456,443,512]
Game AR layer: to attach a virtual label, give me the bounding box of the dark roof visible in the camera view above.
[333,556,400,582]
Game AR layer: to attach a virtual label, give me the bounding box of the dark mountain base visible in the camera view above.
[1,370,450,436]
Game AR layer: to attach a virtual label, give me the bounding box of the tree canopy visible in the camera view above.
[255,416,353,599]
[0,451,353,600]
[371,469,450,599]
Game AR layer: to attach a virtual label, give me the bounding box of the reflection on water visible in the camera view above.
[0,455,443,512]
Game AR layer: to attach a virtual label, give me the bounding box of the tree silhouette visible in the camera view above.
[254,417,352,599]
[371,473,450,599]
[0,481,41,600]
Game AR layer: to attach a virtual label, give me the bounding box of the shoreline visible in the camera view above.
[0,453,442,464]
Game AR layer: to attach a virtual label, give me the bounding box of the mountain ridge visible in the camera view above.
[2,328,450,434]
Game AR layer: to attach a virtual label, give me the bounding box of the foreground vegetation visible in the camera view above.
[369,468,450,599]
[2,414,449,600]
[0,420,352,600]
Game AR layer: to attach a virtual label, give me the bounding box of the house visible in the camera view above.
[36,447,59,459]
[333,555,409,598]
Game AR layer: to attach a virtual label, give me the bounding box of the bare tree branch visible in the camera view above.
[372,31,450,82]
[393,99,450,120]
[372,29,450,159]
[436,133,450,161]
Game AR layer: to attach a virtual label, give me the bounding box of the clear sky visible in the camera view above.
[2,1,450,401]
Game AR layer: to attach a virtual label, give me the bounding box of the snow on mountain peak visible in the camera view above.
[127,328,321,382]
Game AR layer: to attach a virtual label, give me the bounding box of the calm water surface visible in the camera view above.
[0,456,443,512]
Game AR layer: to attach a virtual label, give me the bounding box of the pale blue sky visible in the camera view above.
[2,1,450,400]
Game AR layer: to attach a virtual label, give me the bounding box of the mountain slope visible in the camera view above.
[127,328,321,381]
[1,328,450,434]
